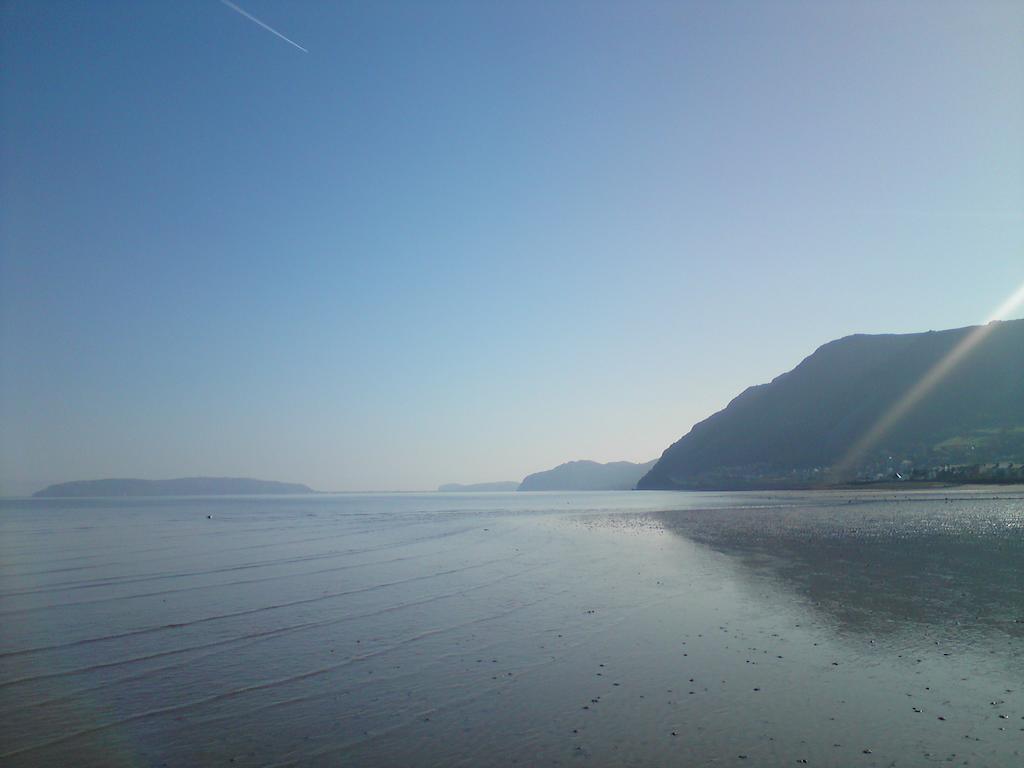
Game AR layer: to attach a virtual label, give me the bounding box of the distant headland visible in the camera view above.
[33,477,317,498]
[440,460,656,493]
[437,481,520,492]
[518,460,656,491]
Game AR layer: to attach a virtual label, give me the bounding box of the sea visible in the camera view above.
[1,489,1022,767]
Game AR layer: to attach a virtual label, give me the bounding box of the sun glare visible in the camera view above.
[985,279,1024,323]
[834,279,1024,479]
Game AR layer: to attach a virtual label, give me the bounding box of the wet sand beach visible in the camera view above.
[1,490,1022,766]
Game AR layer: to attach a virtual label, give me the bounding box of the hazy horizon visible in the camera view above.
[2,1,1023,495]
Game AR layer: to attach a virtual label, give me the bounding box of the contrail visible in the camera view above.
[220,0,308,53]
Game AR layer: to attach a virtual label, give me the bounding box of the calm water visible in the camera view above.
[1,490,1022,767]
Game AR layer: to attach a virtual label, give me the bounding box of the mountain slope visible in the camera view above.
[638,319,1024,490]
[518,460,656,491]
[34,477,316,497]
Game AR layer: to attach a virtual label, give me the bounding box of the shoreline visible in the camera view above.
[640,480,1024,492]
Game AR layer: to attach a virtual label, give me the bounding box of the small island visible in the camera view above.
[33,477,317,498]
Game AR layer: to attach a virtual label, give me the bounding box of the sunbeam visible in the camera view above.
[833,280,1024,479]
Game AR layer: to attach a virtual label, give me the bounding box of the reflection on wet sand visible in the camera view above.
[655,492,1024,643]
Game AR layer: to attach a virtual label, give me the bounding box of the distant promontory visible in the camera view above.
[518,460,656,491]
[437,481,520,492]
[33,477,316,498]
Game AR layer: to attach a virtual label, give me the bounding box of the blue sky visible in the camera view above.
[1,0,1022,494]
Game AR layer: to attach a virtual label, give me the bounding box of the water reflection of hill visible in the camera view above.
[655,494,1024,640]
